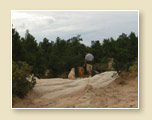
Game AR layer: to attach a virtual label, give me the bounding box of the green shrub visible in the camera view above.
[12,61,36,98]
[93,63,108,73]
[129,60,138,73]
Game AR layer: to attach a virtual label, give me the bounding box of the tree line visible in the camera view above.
[12,28,138,78]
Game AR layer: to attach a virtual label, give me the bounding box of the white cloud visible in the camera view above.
[11,10,138,46]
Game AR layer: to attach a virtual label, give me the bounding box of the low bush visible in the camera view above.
[12,61,36,98]
[129,60,138,73]
[93,63,108,73]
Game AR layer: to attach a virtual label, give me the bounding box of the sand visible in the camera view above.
[12,71,138,108]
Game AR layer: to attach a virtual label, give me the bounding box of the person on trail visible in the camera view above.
[84,51,94,77]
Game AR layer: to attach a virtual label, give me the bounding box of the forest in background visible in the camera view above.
[12,28,138,98]
[12,28,138,77]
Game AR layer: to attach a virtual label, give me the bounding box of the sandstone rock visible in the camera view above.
[13,71,119,108]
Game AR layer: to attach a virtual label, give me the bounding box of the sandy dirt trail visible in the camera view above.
[13,71,138,108]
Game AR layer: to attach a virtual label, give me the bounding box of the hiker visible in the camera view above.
[84,51,94,77]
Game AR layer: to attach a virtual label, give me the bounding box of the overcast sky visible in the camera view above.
[11,10,138,46]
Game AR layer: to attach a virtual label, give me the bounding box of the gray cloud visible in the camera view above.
[12,10,138,46]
